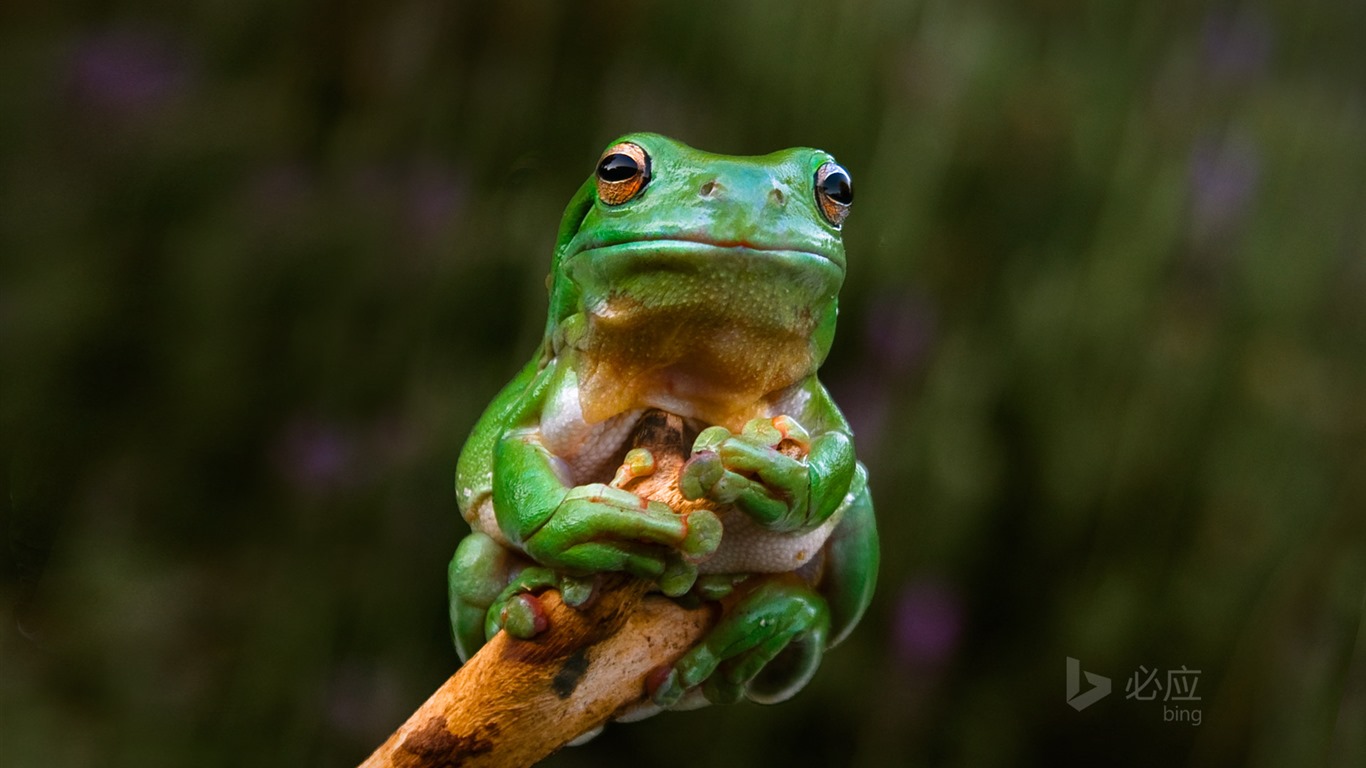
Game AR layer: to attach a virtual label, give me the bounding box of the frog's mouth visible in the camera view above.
[565,237,845,304]
[566,234,844,272]
[563,238,842,343]
[560,237,843,426]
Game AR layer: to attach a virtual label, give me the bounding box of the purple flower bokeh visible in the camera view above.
[1188,134,1261,244]
[274,419,356,495]
[1201,8,1272,83]
[326,661,404,736]
[347,161,469,247]
[835,375,892,452]
[66,26,191,115]
[866,291,937,377]
[249,164,313,211]
[834,290,937,447]
[271,414,426,496]
[403,164,469,243]
[893,580,963,668]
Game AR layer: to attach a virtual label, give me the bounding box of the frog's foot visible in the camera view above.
[524,483,722,597]
[450,532,537,660]
[485,567,561,640]
[691,573,751,602]
[681,417,813,531]
[649,579,830,707]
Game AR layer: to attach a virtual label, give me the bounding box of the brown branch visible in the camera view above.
[360,410,713,768]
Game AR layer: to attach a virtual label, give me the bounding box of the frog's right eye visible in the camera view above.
[596,142,651,205]
[814,162,853,227]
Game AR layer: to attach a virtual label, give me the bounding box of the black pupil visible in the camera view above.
[821,169,853,205]
[598,153,640,182]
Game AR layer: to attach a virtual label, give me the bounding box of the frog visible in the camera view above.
[447,132,878,714]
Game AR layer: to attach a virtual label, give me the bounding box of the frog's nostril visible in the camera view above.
[769,187,786,206]
[699,180,720,198]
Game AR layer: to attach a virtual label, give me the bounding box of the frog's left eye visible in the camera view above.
[596,142,651,205]
[814,162,853,227]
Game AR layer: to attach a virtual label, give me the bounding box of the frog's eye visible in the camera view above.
[814,162,853,227]
[596,142,651,205]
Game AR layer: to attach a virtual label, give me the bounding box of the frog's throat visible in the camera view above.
[560,306,823,428]
[551,238,842,425]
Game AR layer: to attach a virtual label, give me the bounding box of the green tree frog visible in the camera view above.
[448,133,878,714]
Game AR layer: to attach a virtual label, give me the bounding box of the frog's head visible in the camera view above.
[543,133,855,424]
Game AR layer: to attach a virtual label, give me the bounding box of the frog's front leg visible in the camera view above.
[681,416,855,532]
[650,577,830,707]
[490,427,721,621]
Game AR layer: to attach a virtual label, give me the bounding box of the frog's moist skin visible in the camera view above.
[448,133,879,713]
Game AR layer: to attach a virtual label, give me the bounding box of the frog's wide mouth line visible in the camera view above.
[568,236,843,269]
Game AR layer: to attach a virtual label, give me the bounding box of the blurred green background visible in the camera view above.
[2,1,1364,766]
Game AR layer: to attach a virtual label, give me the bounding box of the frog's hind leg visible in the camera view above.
[448,531,532,660]
[821,465,878,648]
[651,577,831,708]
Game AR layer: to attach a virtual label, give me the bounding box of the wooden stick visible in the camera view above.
[360,411,713,768]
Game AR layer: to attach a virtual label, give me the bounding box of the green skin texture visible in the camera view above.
[448,133,878,710]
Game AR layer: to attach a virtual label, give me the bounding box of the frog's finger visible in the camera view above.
[770,415,811,452]
[549,484,691,543]
[562,483,667,514]
[691,425,733,454]
[554,542,669,579]
[723,622,824,694]
[658,557,701,597]
[713,472,789,525]
[498,593,548,639]
[692,573,750,601]
[485,567,559,640]
[700,670,746,705]
[681,451,724,501]
[706,627,824,706]
[610,447,656,488]
[716,439,808,497]
[703,625,807,704]
[490,567,557,604]
[682,458,789,525]
[735,415,812,453]
[739,417,785,448]
[721,628,791,686]
[651,645,720,708]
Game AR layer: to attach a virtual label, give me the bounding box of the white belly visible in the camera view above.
[697,507,840,574]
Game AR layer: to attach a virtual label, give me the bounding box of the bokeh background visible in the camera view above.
[3,1,1364,766]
